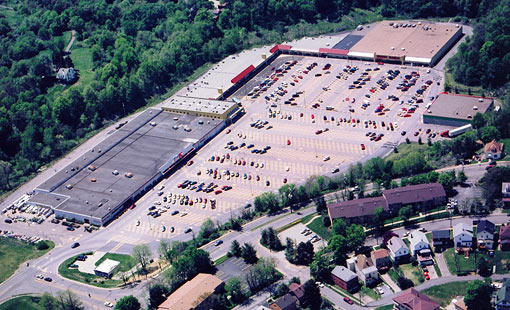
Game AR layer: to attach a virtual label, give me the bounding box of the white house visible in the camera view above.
[387,236,410,263]
[477,220,495,250]
[56,67,77,83]
[408,230,430,255]
[453,222,473,249]
[347,254,379,286]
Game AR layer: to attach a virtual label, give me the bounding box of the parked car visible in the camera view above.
[71,242,80,249]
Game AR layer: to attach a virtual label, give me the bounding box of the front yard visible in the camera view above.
[422,281,470,307]
[443,247,510,275]
[399,263,424,286]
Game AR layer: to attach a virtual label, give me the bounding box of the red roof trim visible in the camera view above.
[319,48,349,55]
[439,92,494,100]
[231,65,255,84]
[269,44,292,53]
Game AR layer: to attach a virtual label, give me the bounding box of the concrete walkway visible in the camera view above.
[381,273,401,293]
[435,252,451,277]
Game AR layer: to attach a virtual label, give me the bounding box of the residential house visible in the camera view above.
[453,222,473,250]
[387,236,410,263]
[485,140,504,160]
[502,183,510,208]
[477,220,495,250]
[56,67,77,83]
[288,283,304,304]
[408,230,430,255]
[157,273,224,310]
[495,278,510,310]
[392,288,440,310]
[383,183,447,213]
[327,183,447,223]
[453,296,467,310]
[327,196,388,224]
[500,225,510,251]
[269,293,298,310]
[371,249,390,271]
[331,266,359,293]
[347,254,379,286]
[431,230,451,252]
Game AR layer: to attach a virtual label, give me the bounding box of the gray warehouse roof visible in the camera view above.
[426,93,494,121]
[30,109,222,221]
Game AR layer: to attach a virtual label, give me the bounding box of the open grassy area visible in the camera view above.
[306,216,331,240]
[0,237,54,284]
[214,254,229,266]
[384,142,429,162]
[361,285,380,301]
[0,295,42,310]
[376,305,394,310]
[422,281,470,307]
[444,69,486,97]
[58,253,124,288]
[300,213,317,224]
[388,268,400,284]
[399,263,424,286]
[444,248,479,274]
[70,46,94,87]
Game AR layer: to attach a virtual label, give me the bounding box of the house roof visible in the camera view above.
[500,225,510,240]
[331,266,358,282]
[383,183,446,206]
[372,249,389,260]
[273,293,297,310]
[356,254,375,271]
[453,222,473,238]
[477,220,495,235]
[497,279,510,304]
[432,230,450,239]
[289,283,304,300]
[502,183,510,194]
[392,288,440,310]
[94,259,120,275]
[409,230,429,248]
[388,236,408,253]
[485,140,504,153]
[157,273,223,310]
[327,196,388,220]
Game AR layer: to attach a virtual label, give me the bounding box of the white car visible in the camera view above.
[180,211,188,217]
[104,302,114,308]
[323,156,330,161]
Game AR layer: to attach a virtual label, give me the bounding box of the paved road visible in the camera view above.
[65,30,76,53]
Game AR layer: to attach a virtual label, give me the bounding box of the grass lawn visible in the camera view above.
[388,268,400,284]
[422,281,470,307]
[214,254,229,266]
[384,142,429,162]
[58,253,125,288]
[70,46,94,87]
[444,248,478,274]
[399,263,424,286]
[306,216,331,240]
[0,237,54,284]
[300,213,317,224]
[0,295,42,310]
[361,285,380,301]
[492,250,510,274]
[95,253,136,272]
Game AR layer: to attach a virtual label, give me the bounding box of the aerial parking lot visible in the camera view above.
[114,55,455,243]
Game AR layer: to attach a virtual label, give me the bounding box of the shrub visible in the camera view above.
[36,241,49,250]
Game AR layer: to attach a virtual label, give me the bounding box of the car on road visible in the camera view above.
[4,218,12,224]
[343,297,354,305]
[214,240,223,246]
[35,274,44,279]
[171,210,179,216]
[104,302,114,308]
[162,226,166,232]
[184,228,192,233]
[71,242,80,249]
[44,277,52,282]
[331,168,339,173]
[67,227,75,231]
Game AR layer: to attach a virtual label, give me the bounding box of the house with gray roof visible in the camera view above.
[453,222,473,250]
[387,236,410,263]
[495,278,510,310]
[331,266,359,292]
[477,220,495,250]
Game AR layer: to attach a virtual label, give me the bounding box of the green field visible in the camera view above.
[399,263,424,285]
[70,47,94,86]
[0,295,42,310]
[376,305,393,310]
[306,216,331,240]
[422,281,470,307]
[384,142,429,162]
[361,285,380,301]
[0,237,54,284]
[444,248,477,274]
[58,252,131,288]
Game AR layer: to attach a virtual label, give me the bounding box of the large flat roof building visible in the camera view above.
[162,95,242,120]
[27,109,224,226]
[348,20,463,66]
[423,93,494,126]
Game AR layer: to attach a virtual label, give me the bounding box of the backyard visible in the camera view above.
[422,281,470,307]
[399,263,424,286]
[441,247,510,274]
[0,237,54,283]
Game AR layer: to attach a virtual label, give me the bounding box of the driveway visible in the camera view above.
[381,272,400,293]
[435,252,451,277]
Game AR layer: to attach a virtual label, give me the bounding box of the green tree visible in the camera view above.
[345,224,365,252]
[477,257,492,277]
[457,170,468,184]
[480,126,501,143]
[260,227,283,251]
[225,277,246,303]
[56,290,84,310]
[0,160,13,190]
[464,280,493,310]
[438,172,455,191]
[39,293,57,310]
[285,238,297,263]
[296,241,314,265]
[114,295,141,310]
[148,283,169,309]
[331,218,347,236]
[132,244,152,272]
[241,242,258,264]
[275,282,289,298]
[313,195,327,214]
[373,207,386,230]
[399,206,414,223]
[302,280,321,310]
[471,112,487,129]
[230,240,242,257]
[310,251,332,282]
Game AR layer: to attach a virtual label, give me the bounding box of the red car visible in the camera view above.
[361,144,366,150]
[343,297,354,305]
[214,190,222,195]
[287,139,291,145]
